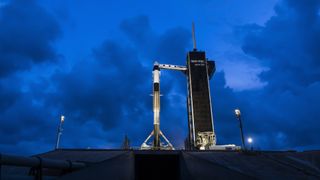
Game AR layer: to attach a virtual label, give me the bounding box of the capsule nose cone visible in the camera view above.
[153,65,160,71]
[153,61,160,70]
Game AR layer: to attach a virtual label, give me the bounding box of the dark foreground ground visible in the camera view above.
[1,149,320,179]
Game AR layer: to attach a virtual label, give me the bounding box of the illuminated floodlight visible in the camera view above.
[56,115,65,149]
[61,115,65,122]
[247,137,253,144]
[234,109,241,118]
[234,108,246,150]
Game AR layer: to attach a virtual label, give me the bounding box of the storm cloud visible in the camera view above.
[0,0,61,77]
[215,0,320,149]
[1,0,320,155]
[0,9,192,154]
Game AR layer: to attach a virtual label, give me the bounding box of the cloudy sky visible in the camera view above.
[1,0,320,155]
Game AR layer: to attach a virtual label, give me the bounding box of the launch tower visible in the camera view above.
[141,23,217,150]
[186,50,216,150]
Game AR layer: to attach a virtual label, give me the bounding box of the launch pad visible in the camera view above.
[3,149,320,179]
[140,55,216,150]
[141,24,238,150]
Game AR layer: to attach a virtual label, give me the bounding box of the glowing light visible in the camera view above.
[247,137,253,144]
[234,109,241,118]
[61,115,65,122]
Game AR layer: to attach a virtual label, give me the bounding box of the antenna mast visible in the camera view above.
[192,22,197,51]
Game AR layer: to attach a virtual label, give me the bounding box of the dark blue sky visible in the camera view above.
[1,0,320,155]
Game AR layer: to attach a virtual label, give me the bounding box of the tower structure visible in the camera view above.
[186,50,216,149]
[141,24,217,150]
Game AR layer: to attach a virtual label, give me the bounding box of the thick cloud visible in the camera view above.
[47,16,192,149]
[0,0,62,154]
[120,15,191,65]
[0,79,20,112]
[0,15,192,154]
[0,0,61,77]
[49,41,150,131]
[0,72,58,154]
[2,0,320,155]
[223,0,320,150]
[241,0,320,91]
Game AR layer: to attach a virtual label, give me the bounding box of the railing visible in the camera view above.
[0,153,86,180]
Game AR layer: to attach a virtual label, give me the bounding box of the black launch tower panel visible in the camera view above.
[186,50,215,149]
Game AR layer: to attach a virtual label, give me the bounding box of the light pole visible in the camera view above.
[235,109,246,150]
[55,115,65,149]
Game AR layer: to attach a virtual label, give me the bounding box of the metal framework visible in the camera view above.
[158,64,187,72]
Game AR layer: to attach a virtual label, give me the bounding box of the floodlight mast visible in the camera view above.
[55,115,64,149]
[235,109,246,150]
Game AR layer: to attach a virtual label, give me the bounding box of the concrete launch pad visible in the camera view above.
[2,149,320,179]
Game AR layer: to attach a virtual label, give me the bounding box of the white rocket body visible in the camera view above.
[140,62,176,150]
[153,63,161,148]
[153,69,160,125]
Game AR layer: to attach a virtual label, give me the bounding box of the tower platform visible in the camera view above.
[2,149,320,179]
